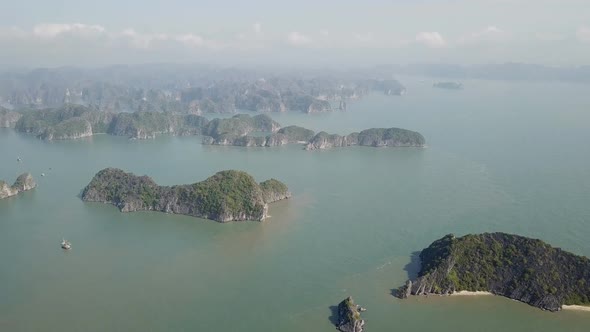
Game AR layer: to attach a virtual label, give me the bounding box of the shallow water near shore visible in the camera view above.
[1,77,590,331]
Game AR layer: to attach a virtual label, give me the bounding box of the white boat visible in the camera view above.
[61,239,71,250]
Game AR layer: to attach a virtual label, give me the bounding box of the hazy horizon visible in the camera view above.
[1,0,590,67]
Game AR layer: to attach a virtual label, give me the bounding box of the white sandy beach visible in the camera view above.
[451,291,493,296]
[562,305,590,312]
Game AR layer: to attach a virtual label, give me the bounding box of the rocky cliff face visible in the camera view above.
[0,108,22,128]
[396,233,590,312]
[0,173,36,199]
[336,297,365,332]
[81,168,290,222]
[305,132,357,150]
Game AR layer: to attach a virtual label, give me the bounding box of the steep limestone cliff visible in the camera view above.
[0,173,36,199]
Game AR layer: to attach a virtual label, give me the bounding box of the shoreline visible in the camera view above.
[451,291,493,296]
[562,305,590,312]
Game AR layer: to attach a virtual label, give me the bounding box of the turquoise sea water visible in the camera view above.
[1,77,590,331]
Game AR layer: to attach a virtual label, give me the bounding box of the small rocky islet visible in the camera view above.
[396,232,590,312]
[5,104,426,150]
[335,296,365,332]
[0,173,36,199]
[81,168,291,222]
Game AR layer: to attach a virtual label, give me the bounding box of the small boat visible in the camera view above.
[61,239,71,250]
[41,173,45,177]
[17,157,21,162]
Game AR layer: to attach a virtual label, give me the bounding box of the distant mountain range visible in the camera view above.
[1,63,587,113]
[0,64,405,113]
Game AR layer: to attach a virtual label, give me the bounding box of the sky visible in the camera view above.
[1,0,590,68]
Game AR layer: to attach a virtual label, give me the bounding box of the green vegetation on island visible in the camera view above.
[14,104,208,140]
[81,168,291,222]
[11,104,425,151]
[396,233,590,311]
[202,113,280,137]
[305,127,425,150]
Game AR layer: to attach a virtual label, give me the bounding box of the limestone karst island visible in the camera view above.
[0,173,36,199]
[396,233,590,312]
[81,168,291,222]
[6,104,426,150]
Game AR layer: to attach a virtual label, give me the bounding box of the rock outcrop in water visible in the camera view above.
[0,173,36,199]
[396,233,590,312]
[0,108,22,128]
[305,127,425,150]
[336,296,365,332]
[81,168,291,222]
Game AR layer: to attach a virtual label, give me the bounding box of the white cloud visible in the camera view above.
[121,29,168,48]
[287,31,311,46]
[121,29,215,49]
[33,23,105,39]
[415,31,447,48]
[458,26,507,44]
[253,23,262,34]
[174,34,205,47]
[577,26,590,42]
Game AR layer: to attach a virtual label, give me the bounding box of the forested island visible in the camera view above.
[5,104,426,150]
[81,168,291,222]
[304,127,425,150]
[396,233,590,312]
[0,173,36,199]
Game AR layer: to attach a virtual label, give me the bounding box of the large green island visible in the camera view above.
[396,233,590,312]
[81,168,291,222]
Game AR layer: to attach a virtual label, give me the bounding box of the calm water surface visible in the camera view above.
[1,77,590,331]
